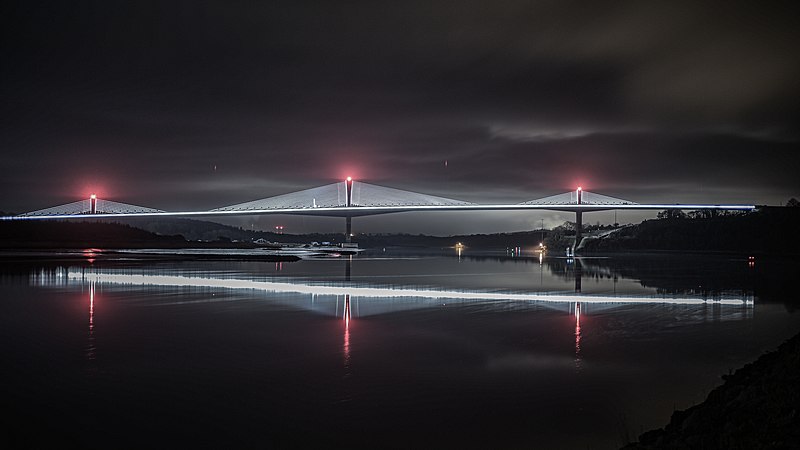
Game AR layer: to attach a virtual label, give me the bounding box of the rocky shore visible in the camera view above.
[623,332,800,449]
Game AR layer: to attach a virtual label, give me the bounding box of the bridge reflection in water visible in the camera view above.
[30,258,755,373]
[342,294,351,370]
[87,281,96,362]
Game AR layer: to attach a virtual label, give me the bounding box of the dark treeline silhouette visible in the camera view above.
[0,220,203,249]
[581,207,800,255]
[0,218,552,250]
[127,218,553,248]
[98,218,557,249]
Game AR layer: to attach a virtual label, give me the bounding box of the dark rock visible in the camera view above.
[623,332,800,449]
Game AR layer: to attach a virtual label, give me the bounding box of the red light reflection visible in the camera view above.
[83,248,101,264]
[574,302,582,371]
[87,281,96,361]
[343,294,351,369]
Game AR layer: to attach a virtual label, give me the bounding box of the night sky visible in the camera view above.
[2,1,798,234]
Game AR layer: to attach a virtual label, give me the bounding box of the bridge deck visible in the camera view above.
[2,203,757,220]
[3,182,758,220]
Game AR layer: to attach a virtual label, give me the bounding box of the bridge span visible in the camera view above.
[2,178,757,245]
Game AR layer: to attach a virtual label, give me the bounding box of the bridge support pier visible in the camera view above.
[573,187,583,253]
[345,216,352,243]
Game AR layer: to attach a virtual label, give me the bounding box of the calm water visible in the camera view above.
[2,249,799,449]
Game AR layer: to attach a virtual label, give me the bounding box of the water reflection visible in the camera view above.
[573,302,581,372]
[9,255,798,450]
[343,294,351,371]
[87,281,96,361]
[30,265,754,326]
[24,258,761,428]
[82,248,99,264]
[28,258,757,374]
[539,255,756,301]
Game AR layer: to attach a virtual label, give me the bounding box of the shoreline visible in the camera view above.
[623,331,800,449]
[0,248,301,263]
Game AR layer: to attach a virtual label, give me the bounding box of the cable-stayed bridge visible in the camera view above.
[3,178,757,245]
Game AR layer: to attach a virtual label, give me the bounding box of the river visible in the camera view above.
[1,249,798,449]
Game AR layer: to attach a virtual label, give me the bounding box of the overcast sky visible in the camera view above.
[2,1,798,234]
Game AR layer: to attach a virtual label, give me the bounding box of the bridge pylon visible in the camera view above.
[575,187,583,251]
[345,177,353,243]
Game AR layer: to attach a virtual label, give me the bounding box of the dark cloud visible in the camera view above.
[1,1,798,233]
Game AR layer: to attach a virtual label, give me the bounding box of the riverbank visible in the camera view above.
[623,331,800,449]
[579,207,800,256]
[0,219,552,250]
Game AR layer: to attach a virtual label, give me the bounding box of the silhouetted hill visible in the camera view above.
[0,220,189,249]
[4,208,799,254]
[1,217,551,250]
[110,217,550,248]
[123,218,266,242]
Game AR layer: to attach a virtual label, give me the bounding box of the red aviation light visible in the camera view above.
[346,176,352,182]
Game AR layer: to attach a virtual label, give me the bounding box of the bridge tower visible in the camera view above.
[575,187,582,251]
[345,177,353,243]
[90,194,97,214]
